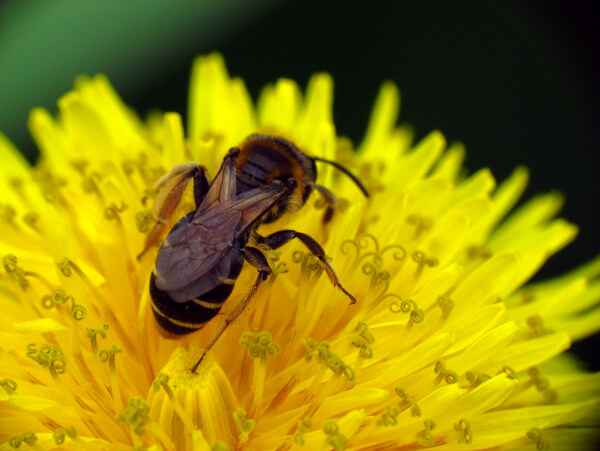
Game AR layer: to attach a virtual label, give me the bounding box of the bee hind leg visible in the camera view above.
[191,247,270,373]
[137,163,209,260]
[255,230,356,304]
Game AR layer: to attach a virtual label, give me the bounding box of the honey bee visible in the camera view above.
[139,135,368,371]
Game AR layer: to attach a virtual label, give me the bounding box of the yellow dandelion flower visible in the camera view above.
[1,53,599,450]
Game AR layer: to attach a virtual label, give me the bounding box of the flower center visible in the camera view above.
[147,348,239,449]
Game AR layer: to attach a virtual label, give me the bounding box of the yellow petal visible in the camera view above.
[13,318,67,334]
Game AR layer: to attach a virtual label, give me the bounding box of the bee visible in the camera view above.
[139,134,368,371]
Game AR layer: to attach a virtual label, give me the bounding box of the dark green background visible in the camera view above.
[1,0,598,367]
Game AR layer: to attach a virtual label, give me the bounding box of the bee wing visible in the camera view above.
[153,183,287,302]
[197,150,237,210]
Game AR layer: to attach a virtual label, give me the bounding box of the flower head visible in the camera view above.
[0,53,599,450]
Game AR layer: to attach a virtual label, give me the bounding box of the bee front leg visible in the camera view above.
[255,230,356,304]
[137,163,209,260]
[191,247,270,372]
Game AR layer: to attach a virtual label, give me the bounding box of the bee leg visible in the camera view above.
[313,184,338,224]
[256,230,356,304]
[137,164,209,260]
[191,247,271,373]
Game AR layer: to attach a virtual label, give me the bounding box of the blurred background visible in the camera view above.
[1,0,598,366]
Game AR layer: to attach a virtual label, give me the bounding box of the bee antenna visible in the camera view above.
[313,157,369,197]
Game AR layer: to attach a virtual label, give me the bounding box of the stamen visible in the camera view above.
[141,188,157,206]
[406,214,433,240]
[351,321,375,359]
[3,254,29,291]
[294,417,313,446]
[53,426,93,450]
[362,263,391,294]
[417,419,436,446]
[527,315,553,337]
[117,397,176,449]
[26,343,66,375]
[266,254,289,284]
[0,204,17,225]
[116,397,149,446]
[499,365,518,380]
[136,210,154,233]
[527,427,550,450]
[104,201,128,221]
[389,298,425,327]
[466,245,493,261]
[98,345,124,412]
[453,418,473,444]
[528,367,558,403]
[465,371,491,388]
[233,408,255,444]
[436,295,454,318]
[23,212,41,232]
[86,325,110,356]
[62,257,135,352]
[56,257,72,277]
[305,340,355,382]
[412,251,439,280]
[394,386,421,417]
[240,331,281,360]
[322,420,347,451]
[292,251,322,274]
[0,378,18,395]
[42,290,87,320]
[152,374,196,434]
[381,244,407,262]
[8,431,42,450]
[433,360,457,385]
[378,405,401,426]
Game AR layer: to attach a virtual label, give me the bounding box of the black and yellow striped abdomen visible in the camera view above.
[149,246,245,336]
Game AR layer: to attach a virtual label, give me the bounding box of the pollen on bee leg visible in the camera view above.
[147,348,238,450]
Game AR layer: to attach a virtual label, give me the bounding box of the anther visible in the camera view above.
[104,201,128,221]
[116,398,150,436]
[135,210,154,233]
[417,419,436,446]
[351,321,375,359]
[499,365,518,380]
[436,295,454,318]
[394,386,421,417]
[466,245,492,261]
[406,214,433,239]
[323,420,347,451]
[379,405,401,426]
[465,371,491,387]
[294,417,313,446]
[239,331,281,359]
[453,418,473,444]
[412,251,439,274]
[527,427,550,450]
[53,426,77,445]
[389,298,425,325]
[8,431,38,449]
[0,378,18,395]
[434,360,457,385]
[233,408,255,435]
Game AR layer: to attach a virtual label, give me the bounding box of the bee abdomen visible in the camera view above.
[150,273,230,336]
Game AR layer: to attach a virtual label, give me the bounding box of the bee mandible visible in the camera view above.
[138,135,368,372]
